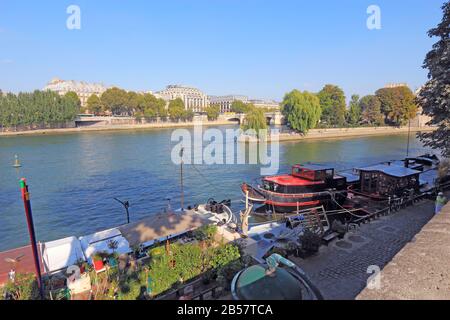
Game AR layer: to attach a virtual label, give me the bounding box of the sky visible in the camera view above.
[0,0,446,101]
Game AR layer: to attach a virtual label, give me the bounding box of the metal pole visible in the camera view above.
[406,119,411,157]
[19,178,44,299]
[180,147,184,211]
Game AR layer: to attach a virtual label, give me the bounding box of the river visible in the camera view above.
[0,125,431,251]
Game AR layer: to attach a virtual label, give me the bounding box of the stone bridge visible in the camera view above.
[75,112,285,127]
[220,111,284,125]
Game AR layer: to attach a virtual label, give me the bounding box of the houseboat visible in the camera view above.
[241,163,347,213]
[347,154,444,200]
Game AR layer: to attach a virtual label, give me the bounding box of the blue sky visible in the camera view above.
[0,0,445,100]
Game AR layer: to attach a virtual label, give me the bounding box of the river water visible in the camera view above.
[0,125,430,251]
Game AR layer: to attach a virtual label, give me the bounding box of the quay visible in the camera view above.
[357,192,450,299]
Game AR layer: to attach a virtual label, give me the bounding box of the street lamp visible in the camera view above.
[114,198,130,224]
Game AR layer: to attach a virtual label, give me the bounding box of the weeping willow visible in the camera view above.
[282,90,321,133]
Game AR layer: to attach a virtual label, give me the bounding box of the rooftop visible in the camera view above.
[357,164,421,178]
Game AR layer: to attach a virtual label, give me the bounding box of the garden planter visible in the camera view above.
[93,258,105,272]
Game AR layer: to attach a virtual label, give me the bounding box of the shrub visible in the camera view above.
[192,225,217,242]
[1,273,40,300]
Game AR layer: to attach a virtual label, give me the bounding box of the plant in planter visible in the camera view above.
[299,229,322,254]
[92,251,108,271]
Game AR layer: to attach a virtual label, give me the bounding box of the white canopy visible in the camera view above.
[79,227,131,261]
[42,236,86,274]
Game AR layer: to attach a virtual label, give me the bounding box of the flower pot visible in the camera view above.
[93,258,104,271]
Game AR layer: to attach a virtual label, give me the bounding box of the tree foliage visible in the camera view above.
[241,106,267,135]
[359,95,384,126]
[417,1,450,157]
[0,90,80,130]
[375,86,417,126]
[205,105,220,121]
[231,100,251,114]
[346,94,361,126]
[86,94,104,115]
[282,89,321,133]
[101,87,130,115]
[317,84,347,127]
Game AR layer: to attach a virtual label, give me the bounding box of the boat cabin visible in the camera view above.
[291,164,335,182]
[262,164,346,194]
[357,164,420,196]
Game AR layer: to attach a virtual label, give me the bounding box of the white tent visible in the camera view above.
[42,236,86,274]
[79,227,131,261]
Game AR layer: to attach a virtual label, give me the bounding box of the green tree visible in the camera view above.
[101,87,129,115]
[241,107,267,135]
[281,90,321,133]
[205,105,220,121]
[231,100,251,114]
[168,98,186,121]
[346,94,361,126]
[86,94,103,115]
[418,2,450,157]
[0,90,80,130]
[375,86,418,126]
[317,84,347,127]
[64,91,81,112]
[360,95,384,126]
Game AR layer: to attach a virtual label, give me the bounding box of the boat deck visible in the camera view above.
[0,244,44,285]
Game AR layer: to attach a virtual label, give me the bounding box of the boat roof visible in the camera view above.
[357,164,421,178]
[118,210,211,247]
[338,172,360,183]
[294,163,334,171]
[264,174,324,186]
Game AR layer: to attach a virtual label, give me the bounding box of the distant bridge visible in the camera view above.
[221,112,284,125]
[75,112,285,127]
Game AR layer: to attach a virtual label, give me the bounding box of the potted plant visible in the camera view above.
[92,251,107,272]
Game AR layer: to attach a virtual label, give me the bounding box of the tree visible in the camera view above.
[64,91,81,112]
[417,2,450,157]
[346,94,361,126]
[86,94,103,115]
[205,105,220,121]
[317,84,347,127]
[168,98,186,121]
[101,87,129,115]
[282,90,321,133]
[375,86,417,126]
[0,90,80,130]
[231,100,251,114]
[241,107,267,135]
[360,95,384,126]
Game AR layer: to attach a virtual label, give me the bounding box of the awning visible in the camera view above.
[118,210,211,247]
[79,228,131,261]
[42,236,85,274]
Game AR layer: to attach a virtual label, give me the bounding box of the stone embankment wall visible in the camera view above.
[357,198,450,300]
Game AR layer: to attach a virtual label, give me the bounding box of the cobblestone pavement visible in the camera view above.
[290,199,436,300]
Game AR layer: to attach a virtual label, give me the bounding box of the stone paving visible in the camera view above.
[290,198,436,300]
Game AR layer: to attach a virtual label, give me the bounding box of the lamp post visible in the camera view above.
[113,198,130,224]
[19,178,44,299]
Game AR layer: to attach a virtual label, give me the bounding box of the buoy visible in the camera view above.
[13,154,21,168]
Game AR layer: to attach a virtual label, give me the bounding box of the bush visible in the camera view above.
[192,225,217,242]
[1,273,40,300]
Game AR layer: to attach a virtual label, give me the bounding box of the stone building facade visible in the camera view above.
[155,85,208,113]
[43,78,108,107]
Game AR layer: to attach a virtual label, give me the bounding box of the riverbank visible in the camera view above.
[0,119,237,137]
[1,121,436,140]
[357,192,450,300]
[274,126,436,142]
